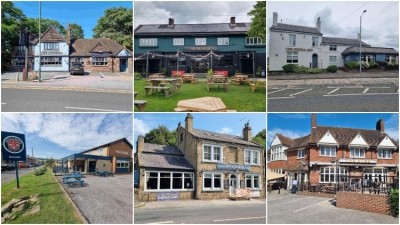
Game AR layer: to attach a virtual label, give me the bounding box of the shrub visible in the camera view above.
[34,167,47,176]
[134,72,142,79]
[294,65,308,73]
[306,68,322,74]
[326,65,338,73]
[345,61,359,69]
[368,62,379,69]
[376,61,387,68]
[282,64,298,73]
[386,63,399,70]
[389,189,399,217]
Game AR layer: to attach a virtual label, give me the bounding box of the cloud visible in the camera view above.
[134,118,150,136]
[267,128,308,147]
[277,114,309,120]
[385,114,399,141]
[215,127,234,135]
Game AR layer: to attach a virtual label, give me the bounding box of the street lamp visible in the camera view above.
[359,10,367,75]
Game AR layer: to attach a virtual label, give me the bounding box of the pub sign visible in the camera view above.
[1,131,26,161]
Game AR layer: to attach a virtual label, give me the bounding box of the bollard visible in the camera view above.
[278,186,281,194]
[16,72,19,81]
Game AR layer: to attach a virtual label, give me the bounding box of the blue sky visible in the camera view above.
[134,113,266,148]
[267,113,399,147]
[1,113,133,159]
[14,1,133,38]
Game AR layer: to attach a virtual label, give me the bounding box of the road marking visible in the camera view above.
[1,103,6,105]
[327,86,391,89]
[65,106,128,112]
[268,89,286,94]
[146,221,174,224]
[289,88,312,96]
[213,216,266,222]
[326,88,340,95]
[268,96,296,100]
[268,196,314,207]
[362,88,369,93]
[323,92,398,97]
[293,200,329,213]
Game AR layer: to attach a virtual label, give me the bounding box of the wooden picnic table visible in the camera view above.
[207,75,229,91]
[145,78,181,97]
[182,74,198,83]
[231,74,248,84]
[249,78,266,92]
[176,97,227,112]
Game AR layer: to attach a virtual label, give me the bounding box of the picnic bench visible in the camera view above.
[231,75,248,85]
[207,75,229,91]
[145,78,181,97]
[134,100,147,112]
[175,97,228,112]
[182,74,198,83]
[249,79,266,92]
[63,172,84,187]
[320,185,336,194]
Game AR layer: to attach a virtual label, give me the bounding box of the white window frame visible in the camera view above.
[319,145,336,157]
[312,36,319,47]
[244,149,260,165]
[245,174,261,190]
[270,145,287,161]
[289,34,296,46]
[202,144,223,163]
[245,37,264,45]
[385,55,396,63]
[195,38,206,46]
[97,148,104,155]
[287,52,298,63]
[366,55,375,63]
[297,149,305,159]
[116,160,129,168]
[350,147,365,158]
[145,171,195,192]
[329,45,337,51]
[139,38,158,47]
[377,149,393,159]
[320,167,348,183]
[329,56,337,64]
[41,57,62,66]
[203,172,224,191]
[217,37,229,45]
[92,57,108,66]
[173,38,184,46]
[44,42,59,50]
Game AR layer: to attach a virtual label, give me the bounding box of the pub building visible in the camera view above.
[135,114,265,201]
[61,138,132,174]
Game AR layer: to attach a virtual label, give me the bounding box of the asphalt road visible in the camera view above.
[267,193,399,224]
[2,88,132,112]
[1,167,37,184]
[135,201,266,224]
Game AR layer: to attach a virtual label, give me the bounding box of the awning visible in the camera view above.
[268,169,286,181]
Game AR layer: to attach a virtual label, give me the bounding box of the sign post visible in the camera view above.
[1,131,27,189]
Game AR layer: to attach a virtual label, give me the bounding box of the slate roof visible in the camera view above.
[322,37,370,46]
[342,46,399,55]
[135,23,250,36]
[190,128,263,148]
[70,38,130,56]
[270,23,322,35]
[142,143,183,155]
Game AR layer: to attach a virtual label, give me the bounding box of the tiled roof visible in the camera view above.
[190,128,262,148]
[39,27,66,42]
[342,46,399,55]
[138,153,194,170]
[322,37,370,46]
[276,134,294,146]
[275,134,310,151]
[270,23,322,35]
[69,38,127,56]
[143,143,183,155]
[135,23,250,36]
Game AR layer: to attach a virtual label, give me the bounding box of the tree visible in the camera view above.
[247,1,266,42]
[23,18,66,37]
[144,125,176,145]
[93,7,133,49]
[68,23,84,39]
[46,158,56,169]
[253,129,266,148]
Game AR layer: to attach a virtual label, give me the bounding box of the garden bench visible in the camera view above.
[144,86,171,97]
[250,79,266,92]
[134,100,147,112]
[65,179,84,187]
[207,75,229,91]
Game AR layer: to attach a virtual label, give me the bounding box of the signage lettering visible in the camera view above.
[115,150,129,156]
[157,192,179,201]
[286,47,313,52]
[216,164,250,172]
[183,46,218,51]
[41,51,63,56]
[340,159,375,164]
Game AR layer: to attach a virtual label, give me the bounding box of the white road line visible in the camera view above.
[362,88,370,93]
[326,88,340,95]
[65,106,127,112]
[268,196,314,207]
[213,216,266,222]
[289,88,312,96]
[267,89,286,94]
[293,200,329,213]
[323,93,398,97]
[146,221,174,224]
[268,96,296,100]
[1,103,6,105]
[327,86,391,89]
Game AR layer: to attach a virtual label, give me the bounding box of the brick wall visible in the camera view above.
[336,192,391,215]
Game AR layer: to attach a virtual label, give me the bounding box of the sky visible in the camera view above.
[13,1,133,38]
[268,1,399,50]
[267,113,399,147]
[134,1,257,28]
[1,113,133,159]
[134,113,266,148]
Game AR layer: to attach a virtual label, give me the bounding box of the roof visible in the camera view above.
[81,138,133,154]
[274,134,310,151]
[134,23,250,36]
[270,23,322,35]
[276,134,294,146]
[189,128,263,148]
[322,37,370,46]
[142,143,184,155]
[342,46,399,55]
[70,38,129,56]
[37,27,65,43]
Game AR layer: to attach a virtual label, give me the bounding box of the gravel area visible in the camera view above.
[57,174,132,224]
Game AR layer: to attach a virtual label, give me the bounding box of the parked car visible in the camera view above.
[70,62,85,75]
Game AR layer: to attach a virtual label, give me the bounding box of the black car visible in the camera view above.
[70,62,85,75]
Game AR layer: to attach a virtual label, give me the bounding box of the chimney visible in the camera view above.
[66,25,71,44]
[273,12,278,26]
[137,135,145,153]
[376,119,384,133]
[316,17,321,31]
[185,113,193,132]
[230,17,236,27]
[168,18,175,28]
[243,122,252,142]
[311,113,317,129]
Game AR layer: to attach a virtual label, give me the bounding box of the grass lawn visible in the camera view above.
[134,78,266,112]
[1,169,82,224]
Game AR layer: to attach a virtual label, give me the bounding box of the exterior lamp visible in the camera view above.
[359,10,367,75]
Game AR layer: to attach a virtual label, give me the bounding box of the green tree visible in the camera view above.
[253,129,266,148]
[68,23,84,39]
[46,158,56,169]
[144,125,176,145]
[247,1,266,42]
[23,18,66,37]
[93,7,133,49]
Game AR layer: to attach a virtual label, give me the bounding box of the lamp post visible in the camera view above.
[359,10,367,75]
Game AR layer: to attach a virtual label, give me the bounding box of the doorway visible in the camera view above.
[229,174,238,197]
[119,58,127,72]
[88,161,96,172]
[312,54,318,68]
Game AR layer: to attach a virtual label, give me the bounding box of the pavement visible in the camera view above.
[268,70,399,80]
[1,71,132,94]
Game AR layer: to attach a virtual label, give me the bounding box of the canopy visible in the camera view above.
[268,169,286,181]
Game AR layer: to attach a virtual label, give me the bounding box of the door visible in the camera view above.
[229,174,237,197]
[191,58,209,73]
[312,54,318,68]
[88,161,96,172]
[119,58,127,72]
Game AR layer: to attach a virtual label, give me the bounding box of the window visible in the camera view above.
[203,144,223,162]
[244,149,260,165]
[195,38,206,46]
[41,57,62,66]
[245,174,260,189]
[297,149,305,158]
[116,160,129,168]
[44,42,59,50]
[214,55,233,66]
[329,45,337,51]
[312,37,319,47]
[245,37,264,45]
[71,57,84,64]
[97,148,104,155]
[173,38,184,46]
[320,167,348,183]
[366,55,375,63]
[378,149,392,159]
[15,58,25,66]
[217,37,229,45]
[270,146,287,161]
[92,57,108,66]
[139,38,158,47]
[386,56,396,63]
[287,52,298,63]
[145,171,194,191]
[289,34,296,46]
[319,146,336,157]
[350,147,365,158]
[361,55,366,62]
[17,46,26,51]
[203,172,223,191]
[329,56,337,64]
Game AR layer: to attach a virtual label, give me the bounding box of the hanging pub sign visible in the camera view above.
[1,131,27,161]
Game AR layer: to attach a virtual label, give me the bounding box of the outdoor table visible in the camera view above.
[207,75,229,91]
[176,97,227,112]
[182,74,197,83]
[63,173,82,183]
[232,74,248,84]
[145,78,180,97]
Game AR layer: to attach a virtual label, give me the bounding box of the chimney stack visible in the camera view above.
[316,17,321,31]
[230,17,236,26]
[311,113,317,130]
[137,135,145,153]
[66,25,71,44]
[185,113,193,132]
[168,18,175,28]
[243,122,252,142]
[273,12,278,26]
[376,119,384,133]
